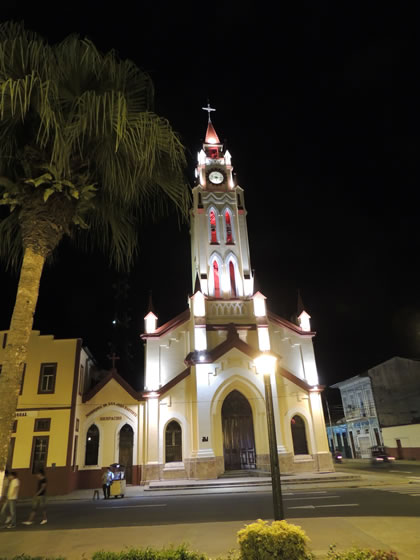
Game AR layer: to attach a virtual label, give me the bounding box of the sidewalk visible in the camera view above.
[0,470,418,559]
[0,517,417,559]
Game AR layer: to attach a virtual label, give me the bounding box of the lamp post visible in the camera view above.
[254,353,284,521]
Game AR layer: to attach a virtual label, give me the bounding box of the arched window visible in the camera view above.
[165,421,182,462]
[85,424,99,465]
[213,260,221,298]
[209,210,218,243]
[225,210,233,244]
[291,415,309,455]
[229,261,237,297]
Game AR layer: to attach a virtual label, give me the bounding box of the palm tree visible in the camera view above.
[0,22,189,473]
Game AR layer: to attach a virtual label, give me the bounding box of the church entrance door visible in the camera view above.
[222,390,256,471]
[119,424,134,483]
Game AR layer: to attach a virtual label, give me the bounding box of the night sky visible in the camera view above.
[0,4,419,399]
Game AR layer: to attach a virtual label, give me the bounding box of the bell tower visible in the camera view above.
[190,106,254,299]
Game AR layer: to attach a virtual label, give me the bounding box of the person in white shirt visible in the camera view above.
[1,471,20,528]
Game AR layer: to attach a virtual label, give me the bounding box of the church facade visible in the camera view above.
[3,114,332,496]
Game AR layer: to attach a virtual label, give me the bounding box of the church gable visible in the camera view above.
[83,372,140,405]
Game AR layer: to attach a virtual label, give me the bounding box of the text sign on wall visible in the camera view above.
[99,416,122,421]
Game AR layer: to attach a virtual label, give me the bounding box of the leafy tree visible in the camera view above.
[0,22,189,473]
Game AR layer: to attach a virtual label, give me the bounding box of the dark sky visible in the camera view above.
[1,3,419,395]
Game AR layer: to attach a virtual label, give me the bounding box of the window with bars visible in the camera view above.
[165,421,182,463]
[38,363,57,393]
[31,436,49,473]
[34,418,51,432]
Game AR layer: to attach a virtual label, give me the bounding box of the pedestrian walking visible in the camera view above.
[102,467,113,499]
[0,470,10,526]
[0,471,20,528]
[22,468,47,525]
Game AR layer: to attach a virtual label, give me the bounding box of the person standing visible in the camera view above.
[22,469,47,525]
[102,467,113,499]
[0,472,20,528]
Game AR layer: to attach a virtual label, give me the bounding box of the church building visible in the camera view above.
[3,111,333,496]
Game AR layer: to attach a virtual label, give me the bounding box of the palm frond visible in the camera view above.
[0,211,22,269]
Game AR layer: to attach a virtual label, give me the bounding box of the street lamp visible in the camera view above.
[254,352,284,521]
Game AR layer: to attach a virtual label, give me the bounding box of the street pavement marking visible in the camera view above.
[284,495,340,501]
[289,504,359,510]
[96,504,167,509]
[390,470,412,473]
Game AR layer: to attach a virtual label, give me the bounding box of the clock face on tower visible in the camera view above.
[208,170,225,185]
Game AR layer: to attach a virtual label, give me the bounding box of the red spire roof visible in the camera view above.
[205,121,220,145]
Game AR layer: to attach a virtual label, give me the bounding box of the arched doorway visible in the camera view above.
[222,390,256,470]
[119,424,134,483]
[291,415,309,455]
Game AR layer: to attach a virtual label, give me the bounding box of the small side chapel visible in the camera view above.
[4,110,333,496]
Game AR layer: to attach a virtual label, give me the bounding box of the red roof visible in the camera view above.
[205,121,220,144]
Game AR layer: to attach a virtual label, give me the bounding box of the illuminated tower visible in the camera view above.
[190,105,254,299]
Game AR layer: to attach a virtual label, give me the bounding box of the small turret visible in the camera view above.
[144,291,157,334]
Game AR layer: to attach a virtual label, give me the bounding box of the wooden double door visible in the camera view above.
[222,390,256,470]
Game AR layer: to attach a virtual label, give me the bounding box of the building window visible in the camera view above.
[85,424,99,465]
[38,363,57,394]
[165,421,182,463]
[12,420,17,433]
[76,418,79,432]
[291,415,309,455]
[78,364,84,395]
[2,333,7,349]
[31,436,49,473]
[7,438,15,470]
[213,260,220,298]
[34,418,51,432]
[209,210,218,243]
[229,261,237,297]
[225,210,234,244]
[19,363,26,395]
[72,435,78,469]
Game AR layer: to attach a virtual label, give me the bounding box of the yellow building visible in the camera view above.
[2,114,333,496]
[0,331,93,496]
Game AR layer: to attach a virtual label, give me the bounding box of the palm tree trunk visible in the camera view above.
[0,247,45,476]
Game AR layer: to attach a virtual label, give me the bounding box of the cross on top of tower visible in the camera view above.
[202,103,216,122]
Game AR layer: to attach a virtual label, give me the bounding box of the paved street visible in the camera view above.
[1,469,420,559]
[8,485,420,530]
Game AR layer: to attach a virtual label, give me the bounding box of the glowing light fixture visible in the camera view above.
[254,352,277,376]
[298,310,311,332]
[193,290,206,317]
[253,292,267,317]
[144,311,157,334]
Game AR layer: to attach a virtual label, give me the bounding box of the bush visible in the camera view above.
[92,545,208,560]
[326,545,399,559]
[237,519,313,560]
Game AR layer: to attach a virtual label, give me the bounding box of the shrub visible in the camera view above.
[237,519,314,560]
[92,545,208,560]
[326,545,399,559]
